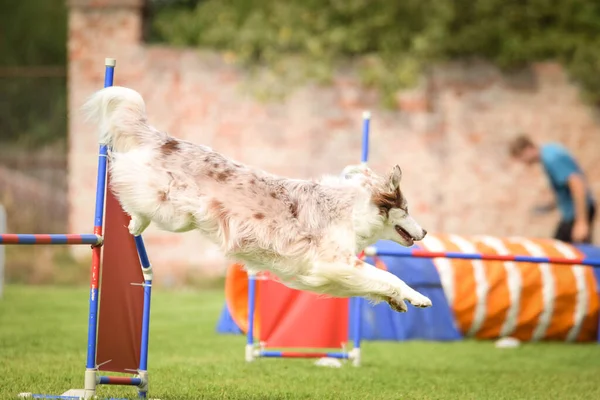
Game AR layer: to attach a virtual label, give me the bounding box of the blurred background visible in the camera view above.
[1,0,599,288]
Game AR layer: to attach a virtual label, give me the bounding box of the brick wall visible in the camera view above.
[67,0,600,285]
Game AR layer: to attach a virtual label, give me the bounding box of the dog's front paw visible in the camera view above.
[128,217,147,237]
[387,297,408,313]
[406,292,432,308]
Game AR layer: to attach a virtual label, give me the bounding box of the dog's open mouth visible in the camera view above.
[395,225,414,245]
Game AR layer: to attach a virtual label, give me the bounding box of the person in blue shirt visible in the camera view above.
[509,134,596,244]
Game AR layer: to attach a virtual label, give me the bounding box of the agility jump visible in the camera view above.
[241,112,374,366]
[223,113,600,359]
[1,58,154,400]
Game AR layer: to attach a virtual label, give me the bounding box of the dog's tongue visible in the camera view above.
[395,225,413,242]
[402,230,414,244]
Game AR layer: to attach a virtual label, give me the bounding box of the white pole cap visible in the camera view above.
[363,246,377,256]
[105,58,116,67]
[362,111,371,120]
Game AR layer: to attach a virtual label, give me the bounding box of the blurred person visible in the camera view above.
[509,134,596,244]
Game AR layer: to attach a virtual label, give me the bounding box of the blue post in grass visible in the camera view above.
[347,111,372,366]
[351,295,362,356]
[246,273,257,362]
[83,58,115,398]
[134,235,152,398]
[352,110,371,366]
[85,145,107,370]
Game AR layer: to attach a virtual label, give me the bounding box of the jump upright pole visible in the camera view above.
[134,236,153,398]
[361,111,370,166]
[9,58,155,400]
[245,271,257,362]
[349,110,371,367]
[82,57,115,399]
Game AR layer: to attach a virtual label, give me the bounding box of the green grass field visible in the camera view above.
[1,285,599,400]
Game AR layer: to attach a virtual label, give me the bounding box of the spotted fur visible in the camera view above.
[82,86,432,312]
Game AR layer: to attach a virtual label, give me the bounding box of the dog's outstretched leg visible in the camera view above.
[358,259,432,311]
[128,215,151,237]
[311,258,432,313]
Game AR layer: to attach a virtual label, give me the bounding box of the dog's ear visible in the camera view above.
[387,165,402,191]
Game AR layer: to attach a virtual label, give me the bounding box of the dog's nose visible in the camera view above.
[422,229,428,237]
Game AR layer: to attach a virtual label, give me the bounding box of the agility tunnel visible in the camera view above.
[1,59,155,399]
[218,234,600,360]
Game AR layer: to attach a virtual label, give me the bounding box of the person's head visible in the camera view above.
[509,134,539,165]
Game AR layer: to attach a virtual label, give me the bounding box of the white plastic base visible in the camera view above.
[245,344,255,362]
[18,368,158,399]
[18,389,86,399]
[19,389,163,400]
[84,368,97,398]
[349,348,361,367]
[62,389,86,397]
[138,370,149,395]
[314,357,342,368]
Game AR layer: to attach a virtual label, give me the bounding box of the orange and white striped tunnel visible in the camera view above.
[420,234,599,342]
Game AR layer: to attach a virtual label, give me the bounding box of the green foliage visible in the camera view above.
[446,0,600,103]
[0,77,67,148]
[149,0,600,106]
[0,0,67,148]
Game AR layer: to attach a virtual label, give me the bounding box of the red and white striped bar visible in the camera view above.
[0,234,102,246]
[363,246,600,267]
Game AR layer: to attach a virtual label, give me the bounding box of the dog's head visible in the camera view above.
[342,164,427,247]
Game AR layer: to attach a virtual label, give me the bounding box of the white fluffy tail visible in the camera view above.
[82,86,151,152]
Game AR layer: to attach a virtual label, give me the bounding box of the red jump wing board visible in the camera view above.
[96,173,144,373]
[259,278,349,349]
